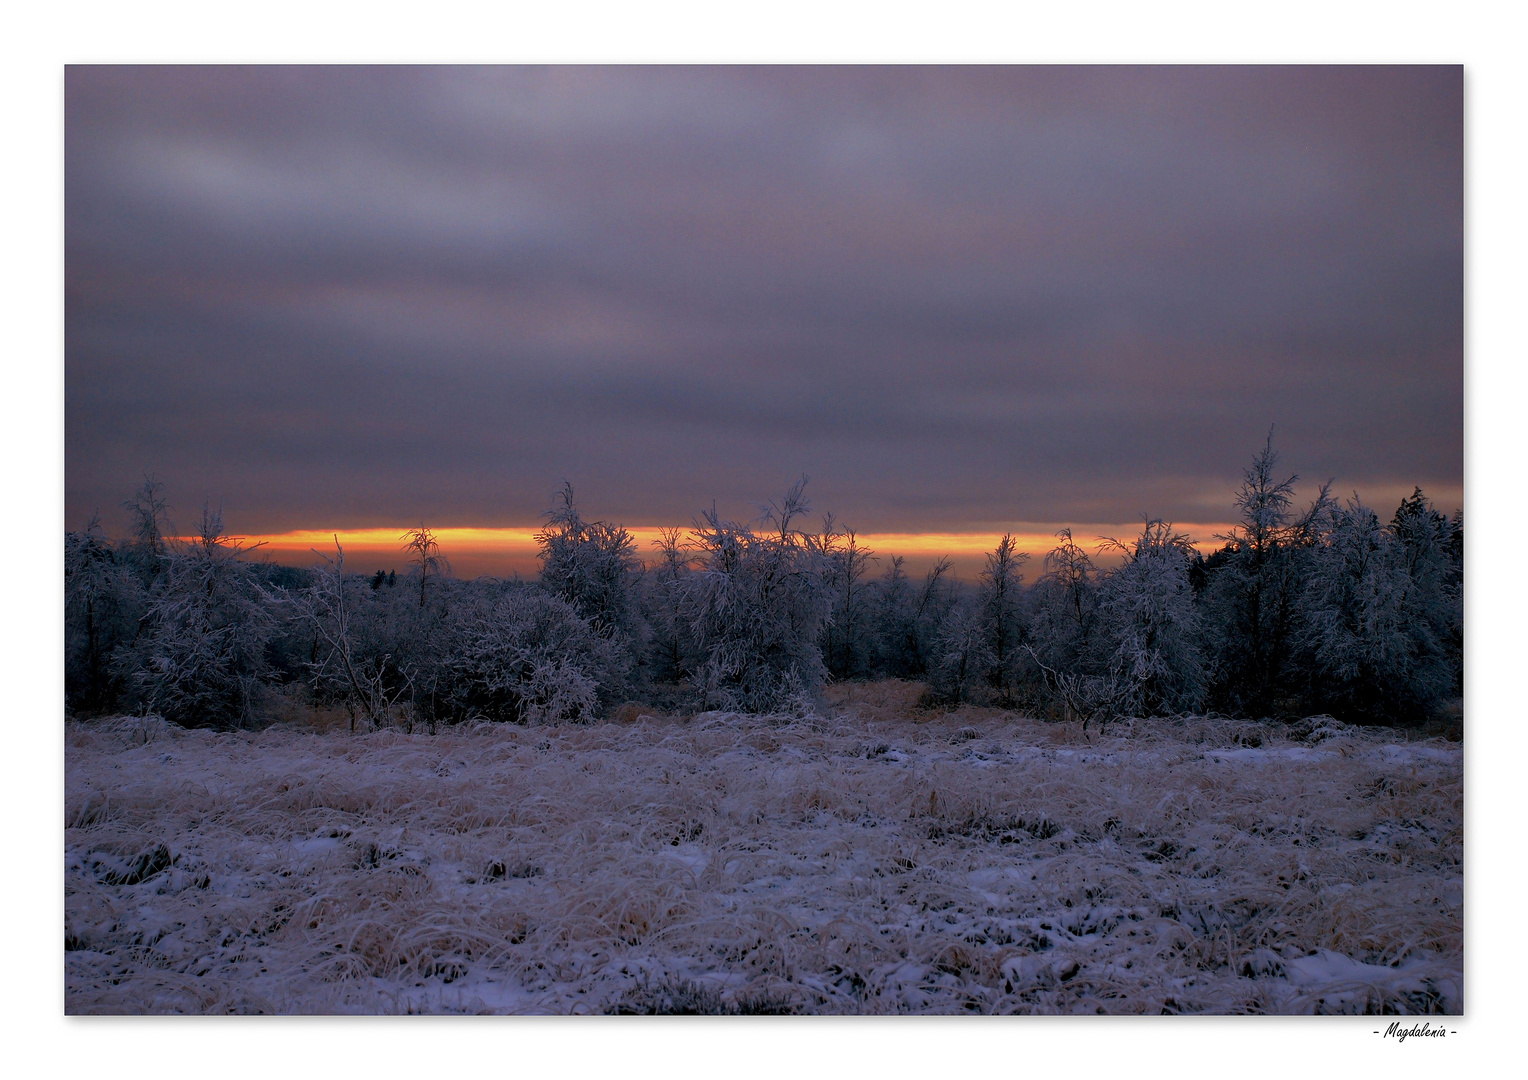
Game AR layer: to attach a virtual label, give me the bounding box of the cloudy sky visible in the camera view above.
[66,65,1461,568]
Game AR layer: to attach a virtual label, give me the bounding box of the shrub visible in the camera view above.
[444,587,619,724]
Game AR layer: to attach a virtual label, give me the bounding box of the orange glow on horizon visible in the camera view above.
[200,523,1241,578]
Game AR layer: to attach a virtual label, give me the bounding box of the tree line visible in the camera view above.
[64,439,1461,730]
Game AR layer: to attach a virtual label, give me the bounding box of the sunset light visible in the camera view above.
[217,523,1243,578]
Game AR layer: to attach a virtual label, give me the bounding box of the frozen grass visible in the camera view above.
[64,681,1461,1014]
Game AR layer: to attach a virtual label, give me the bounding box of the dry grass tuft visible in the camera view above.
[65,683,1461,1014]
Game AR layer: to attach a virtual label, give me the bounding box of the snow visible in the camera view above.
[65,703,1462,1014]
[1205,747,1339,764]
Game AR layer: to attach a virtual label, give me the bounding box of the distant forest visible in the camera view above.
[64,440,1462,730]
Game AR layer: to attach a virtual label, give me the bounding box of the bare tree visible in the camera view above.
[122,474,171,565]
[402,525,449,609]
[296,539,416,732]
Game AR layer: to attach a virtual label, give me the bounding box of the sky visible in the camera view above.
[65,65,1462,575]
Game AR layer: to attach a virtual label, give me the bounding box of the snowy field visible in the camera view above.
[64,682,1462,1014]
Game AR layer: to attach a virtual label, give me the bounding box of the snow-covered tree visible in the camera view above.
[1296,491,1459,723]
[134,504,276,728]
[679,478,832,714]
[1026,528,1099,671]
[926,594,991,705]
[121,474,170,565]
[402,525,450,610]
[868,555,955,679]
[975,534,1029,704]
[816,521,877,680]
[294,540,416,731]
[1095,520,1204,716]
[640,526,695,688]
[1198,434,1331,716]
[64,515,141,713]
[537,483,640,641]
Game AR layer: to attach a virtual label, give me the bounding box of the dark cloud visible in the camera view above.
[66,66,1462,535]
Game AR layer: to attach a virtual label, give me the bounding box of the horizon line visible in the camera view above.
[168,523,1246,578]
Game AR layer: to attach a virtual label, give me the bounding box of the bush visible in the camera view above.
[444,587,621,724]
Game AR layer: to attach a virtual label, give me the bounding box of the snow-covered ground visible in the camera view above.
[64,683,1462,1014]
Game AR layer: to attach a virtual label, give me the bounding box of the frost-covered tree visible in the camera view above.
[926,593,991,705]
[1392,488,1463,595]
[1095,520,1204,716]
[1024,528,1101,689]
[867,555,912,676]
[640,527,695,688]
[868,555,954,679]
[536,483,640,642]
[679,477,832,714]
[64,515,140,713]
[1296,492,1459,723]
[1030,529,1098,655]
[923,535,1030,706]
[402,525,450,610]
[134,504,276,728]
[294,540,417,731]
[1198,434,1332,716]
[1390,488,1463,692]
[816,521,877,680]
[974,534,1029,704]
[121,475,170,564]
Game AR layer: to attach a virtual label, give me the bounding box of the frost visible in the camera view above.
[65,692,1461,1014]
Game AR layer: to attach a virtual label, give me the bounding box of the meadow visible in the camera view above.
[64,681,1462,1015]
